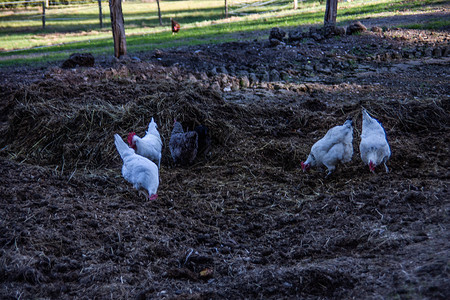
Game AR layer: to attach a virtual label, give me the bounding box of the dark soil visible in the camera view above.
[1,17,449,299]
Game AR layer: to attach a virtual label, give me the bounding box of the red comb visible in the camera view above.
[127,132,136,146]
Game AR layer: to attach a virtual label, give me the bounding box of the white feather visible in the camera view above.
[304,119,354,176]
[132,117,162,168]
[359,109,391,173]
[114,134,159,198]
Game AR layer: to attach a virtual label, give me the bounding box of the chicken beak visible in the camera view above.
[301,162,309,172]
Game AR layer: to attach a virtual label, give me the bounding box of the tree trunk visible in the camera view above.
[293,0,298,10]
[225,0,228,18]
[109,0,127,58]
[324,0,338,27]
[156,0,162,26]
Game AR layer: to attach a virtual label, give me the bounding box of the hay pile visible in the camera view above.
[1,65,242,172]
[365,98,450,133]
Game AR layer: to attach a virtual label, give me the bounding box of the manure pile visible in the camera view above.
[2,63,448,173]
[1,65,241,171]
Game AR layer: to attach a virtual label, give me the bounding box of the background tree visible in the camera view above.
[156,0,162,26]
[324,0,338,26]
[225,0,228,18]
[109,0,127,58]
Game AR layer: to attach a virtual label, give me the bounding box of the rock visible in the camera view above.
[311,32,324,41]
[153,49,163,58]
[308,27,325,41]
[392,52,402,59]
[275,43,286,50]
[240,76,250,88]
[346,21,367,35]
[443,46,450,57]
[371,26,383,33]
[317,66,332,74]
[231,81,240,91]
[423,47,433,57]
[260,70,270,82]
[280,71,290,82]
[209,67,218,76]
[118,55,132,63]
[62,53,95,69]
[270,69,280,81]
[238,70,249,77]
[288,29,305,42]
[200,72,208,81]
[323,25,345,38]
[219,66,228,74]
[432,47,442,57]
[211,82,221,91]
[249,73,258,83]
[333,26,346,36]
[296,84,308,92]
[402,50,414,59]
[303,64,314,72]
[269,38,282,47]
[269,27,286,41]
[381,52,391,61]
[187,73,197,82]
[220,74,229,85]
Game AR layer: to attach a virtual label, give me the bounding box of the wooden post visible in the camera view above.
[42,1,46,29]
[98,0,103,28]
[324,0,338,27]
[224,0,228,18]
[156,0,162,26]
[109,0,127,58]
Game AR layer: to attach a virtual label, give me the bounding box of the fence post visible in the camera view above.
[98,0,103,28]
[42,1,46,29]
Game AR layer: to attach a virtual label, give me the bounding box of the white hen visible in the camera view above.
[115,134,159,200]
[360,109,391,173]
[301,119,354,177]
[128,117,162,168]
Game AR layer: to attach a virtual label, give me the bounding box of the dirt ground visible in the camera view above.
[1,14,450,299]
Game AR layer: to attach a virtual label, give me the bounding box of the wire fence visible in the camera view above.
[0,0,107,28]
[0,0,104,7]
[0,0,334,31]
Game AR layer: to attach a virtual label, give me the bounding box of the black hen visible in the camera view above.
[169,120,198,166]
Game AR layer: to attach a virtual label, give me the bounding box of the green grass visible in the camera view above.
[401,19,450,30]
[0,0,447,67]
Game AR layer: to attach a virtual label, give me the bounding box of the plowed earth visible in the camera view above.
[0,19,449,299]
